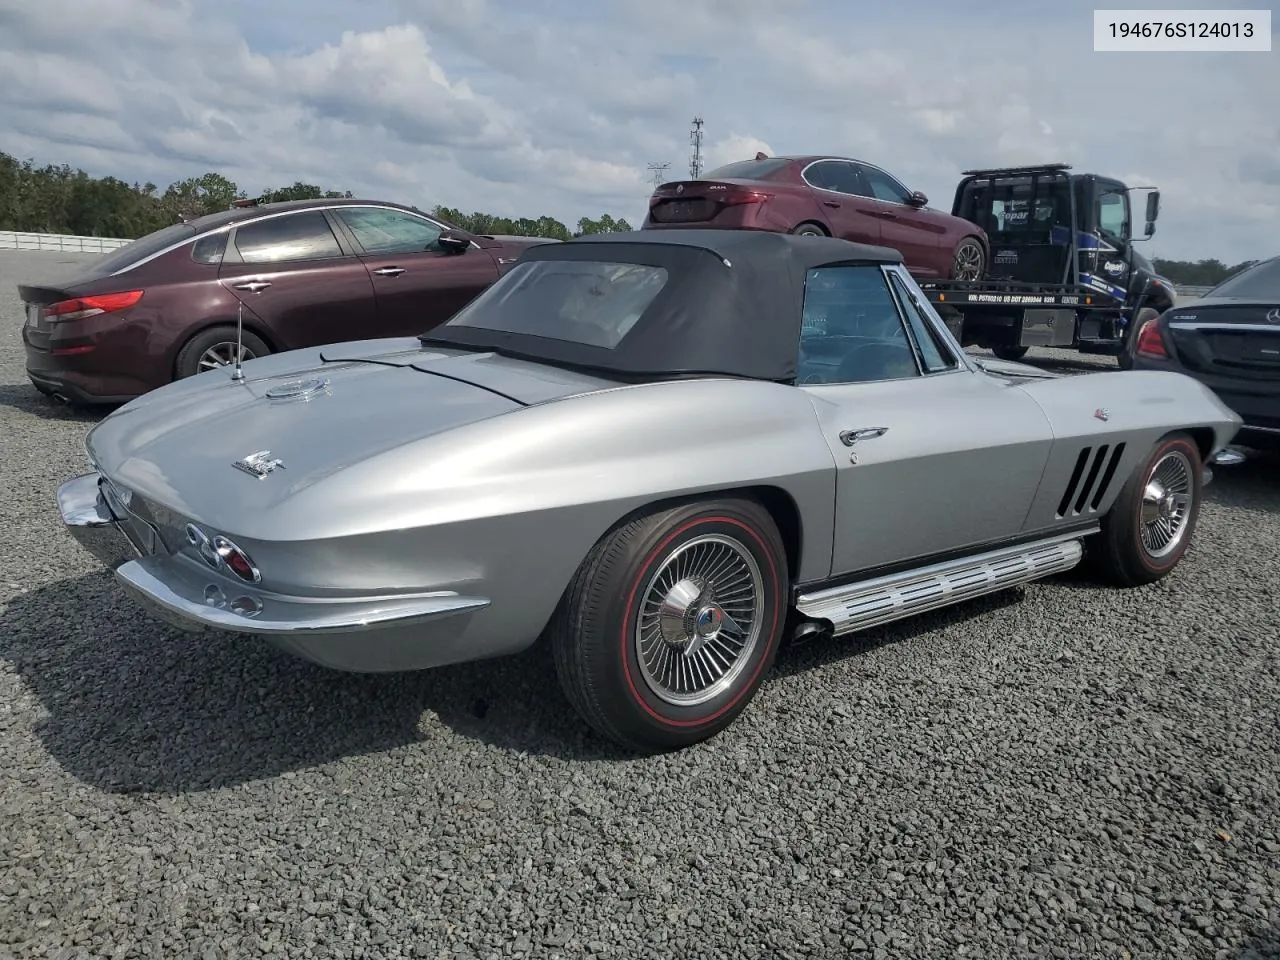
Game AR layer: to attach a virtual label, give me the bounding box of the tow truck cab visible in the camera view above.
[921,163,1176,364]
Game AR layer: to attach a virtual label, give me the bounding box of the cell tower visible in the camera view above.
[689,117,704,180]
[647,161,671,188]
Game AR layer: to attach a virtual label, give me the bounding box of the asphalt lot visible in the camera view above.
[1,248,1278,960]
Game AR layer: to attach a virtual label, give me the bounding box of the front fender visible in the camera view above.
[1014,369,1241,525]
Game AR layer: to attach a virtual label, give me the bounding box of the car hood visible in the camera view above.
[86,338,618,534]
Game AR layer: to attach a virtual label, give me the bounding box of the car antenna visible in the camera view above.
[231,302,246,382]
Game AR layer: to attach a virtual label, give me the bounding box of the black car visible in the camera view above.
[1130,255,1280,450]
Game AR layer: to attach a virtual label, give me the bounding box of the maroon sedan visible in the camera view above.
[20,198,553,405]
[643,154,989,281]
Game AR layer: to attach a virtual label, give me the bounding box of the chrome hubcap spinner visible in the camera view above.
[636,533,764,707]
[1139,449,1194,559]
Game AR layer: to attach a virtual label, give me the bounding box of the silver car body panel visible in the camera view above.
[60,243,1242,673]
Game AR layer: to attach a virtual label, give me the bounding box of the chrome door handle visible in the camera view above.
[373,267,405,276]
[839,426,888,446]
[232,280,271,293]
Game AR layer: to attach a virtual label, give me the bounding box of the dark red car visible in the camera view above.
[20,198,554,405]
[643,154,989,282]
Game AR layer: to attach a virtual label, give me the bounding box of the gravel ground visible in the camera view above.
[1,249,1278,960]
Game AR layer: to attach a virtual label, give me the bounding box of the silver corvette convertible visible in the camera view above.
[58,230,1240,752]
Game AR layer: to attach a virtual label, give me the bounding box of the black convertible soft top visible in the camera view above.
[421,229,904,382]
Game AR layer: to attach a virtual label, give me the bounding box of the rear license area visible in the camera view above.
[650,198,717,223]
[25,302,45,330]
[1206,330,1280,366]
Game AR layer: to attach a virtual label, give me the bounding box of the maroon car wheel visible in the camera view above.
[550,497,788,753]
[175,325,271,380]
[791,222,827,237]
[1090,432,1203,587]
[951,237,985,281]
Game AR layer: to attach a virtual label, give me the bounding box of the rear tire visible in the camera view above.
[550,497,789,753]
[1089,432,1203,587]
[791,222,827,237]
[951,236,986,281]
[992,345,1029,361]
[175,325,270,380]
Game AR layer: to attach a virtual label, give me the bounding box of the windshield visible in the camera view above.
[1208,258,1280,299]
[436,259,670,349]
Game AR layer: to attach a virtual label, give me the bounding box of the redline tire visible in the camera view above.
[550,498,788,753]
[1090,432,1203,587]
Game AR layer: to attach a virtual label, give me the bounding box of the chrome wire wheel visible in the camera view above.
[197,341,256,372]
[1139,449,1194,559]
[634,533,765,707]
[953,240,984,281]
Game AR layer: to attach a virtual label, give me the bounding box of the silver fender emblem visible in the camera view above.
[233,450,285,478]
[1094,408,1110,421]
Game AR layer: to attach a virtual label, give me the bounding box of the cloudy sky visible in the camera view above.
[0,0,1276,262]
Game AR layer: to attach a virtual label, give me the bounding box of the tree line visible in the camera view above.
[1151,257,1260,287]
[1,152,1261,278]
[0,152,631,242]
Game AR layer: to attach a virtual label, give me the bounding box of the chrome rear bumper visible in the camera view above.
[114,555,489,639]
[58,471,494,672]
[57,472,141,570]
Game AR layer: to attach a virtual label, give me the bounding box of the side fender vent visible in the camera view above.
[1090,443,1127,510]
[1057,442,1127,518]
[1057,447,1092,517]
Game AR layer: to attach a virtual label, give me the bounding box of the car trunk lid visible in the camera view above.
[85,341,619,537]
[647,179,772,224]
[1164,298,1280,380]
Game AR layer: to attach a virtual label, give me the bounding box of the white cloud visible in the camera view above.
[704,135,776,172]
[0,0,1276,262]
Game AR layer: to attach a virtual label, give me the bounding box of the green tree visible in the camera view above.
[0,149,639,245]
[1152,257,1258,287]
[259,182,354,203]
[576,213,633,235]
[161,173,245,221]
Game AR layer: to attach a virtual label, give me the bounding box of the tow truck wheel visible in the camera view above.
[992,345,1029,361]
[951,237,985,281]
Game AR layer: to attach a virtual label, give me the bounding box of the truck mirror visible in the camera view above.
[1145,191,1160,222]
[1144,221,1156,238]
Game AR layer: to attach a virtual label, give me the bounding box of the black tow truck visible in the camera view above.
[918,163,1176,367]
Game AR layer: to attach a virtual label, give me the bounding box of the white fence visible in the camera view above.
[1174,284,1214,299]
[0,230,131,254]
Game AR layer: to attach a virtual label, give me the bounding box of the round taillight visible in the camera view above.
[213,535,261,583]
